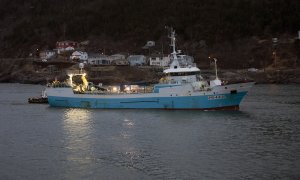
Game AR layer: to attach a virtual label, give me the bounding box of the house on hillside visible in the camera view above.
[110,54,126,61]
[108,54,128,65]
[88,53,110,65]
[111,59,129,66]
[177,55,194,66]
[56,40,78,54]
[39,50,56,60]
[149,54,170,67]
[127,55,147,66]
[70,51,88,62]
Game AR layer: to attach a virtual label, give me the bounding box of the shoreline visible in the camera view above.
[0,58,299,85]
[1,69,299,85]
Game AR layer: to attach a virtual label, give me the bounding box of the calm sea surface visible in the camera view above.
[0,83,299,180]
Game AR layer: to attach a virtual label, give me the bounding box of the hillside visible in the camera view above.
[0,0,300,68]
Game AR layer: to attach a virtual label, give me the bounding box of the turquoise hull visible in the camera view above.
[47,92,247,110]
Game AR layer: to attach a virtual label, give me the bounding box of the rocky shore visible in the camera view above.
[0,58,300,85]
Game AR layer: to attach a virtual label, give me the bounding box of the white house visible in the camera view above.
[110,54,126,61]
[39,50,56,60]
[111,59,129,66]
[177,55,194,66]
[149,54,170,67]
[70,51,88,62]
[127,55,147,66]
[88,53,110,65]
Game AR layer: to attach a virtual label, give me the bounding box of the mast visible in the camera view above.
[169,27,177,60]
[167,27,180,68]
[214,58,219,80]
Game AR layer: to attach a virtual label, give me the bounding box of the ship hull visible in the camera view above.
[47,82,253,110]
[48,94,245,110]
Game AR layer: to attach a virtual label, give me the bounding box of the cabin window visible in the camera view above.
[168,71,200,76]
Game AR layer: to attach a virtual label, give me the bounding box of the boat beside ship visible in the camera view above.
[28,90,48,104]
[46,28,254,110]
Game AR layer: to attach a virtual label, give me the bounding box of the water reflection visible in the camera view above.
[119,117,141,168]
[123,118,134,127]
[147,109,253,122]
[63,108,94,178]
[121,118,134,139]
[63,108,92,138]
[121,117,135,146]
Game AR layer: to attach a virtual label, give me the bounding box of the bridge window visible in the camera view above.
[168,71,200,76]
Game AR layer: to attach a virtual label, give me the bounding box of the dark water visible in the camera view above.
[0,83,299,180]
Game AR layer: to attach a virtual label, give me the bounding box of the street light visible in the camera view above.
[272,37,278,69]
[273,51,277,68]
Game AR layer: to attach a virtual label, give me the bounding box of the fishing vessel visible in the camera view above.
[46,28,254,110]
